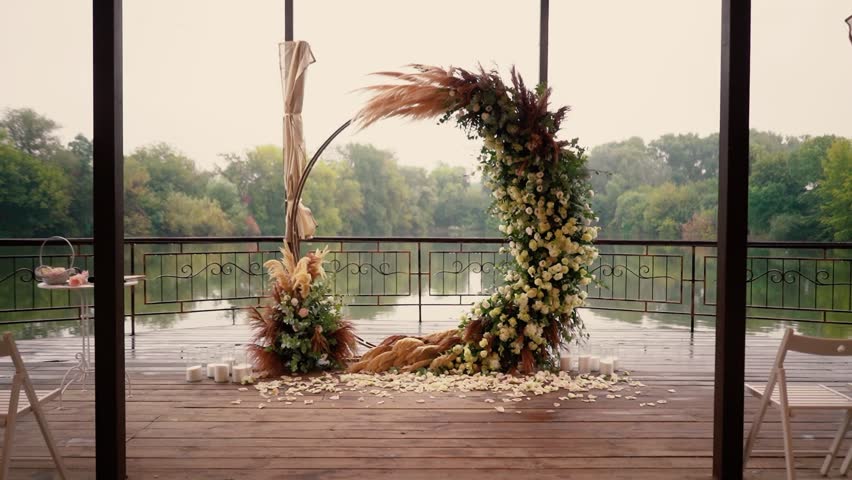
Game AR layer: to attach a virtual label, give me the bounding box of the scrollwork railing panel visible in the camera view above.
[429,251,511,296]
[704,256,852,313]
[585,253,683,304]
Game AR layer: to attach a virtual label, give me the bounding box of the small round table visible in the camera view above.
[37,278,140,407]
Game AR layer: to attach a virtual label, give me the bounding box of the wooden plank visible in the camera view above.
[2,324,850,479]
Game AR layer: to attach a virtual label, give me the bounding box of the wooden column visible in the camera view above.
[713,0,751,478]
[92,0,126,477]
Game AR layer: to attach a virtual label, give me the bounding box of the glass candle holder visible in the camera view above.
[577,344,592,374]
[598,346,615,376]
[184,347,204,382]
[559,346,573,372]
[221,343,237,376]
[207,345,221,379]
[232,345,253,384]
[612,345,621,371]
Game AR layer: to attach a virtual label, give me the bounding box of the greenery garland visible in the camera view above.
[356,65,599,373]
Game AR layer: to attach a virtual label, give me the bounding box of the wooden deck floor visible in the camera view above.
[2,320,851,479]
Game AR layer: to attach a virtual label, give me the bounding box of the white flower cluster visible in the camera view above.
[434,75,601,374]
[455,132,599,373]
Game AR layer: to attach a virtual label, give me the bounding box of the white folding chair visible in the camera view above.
[743,328,852,480]
[1,332,68,479]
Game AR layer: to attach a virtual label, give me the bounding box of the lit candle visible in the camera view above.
[232,364,252,384]
[578,354,591,374]
[206,364,216,378]
[559,355,572,372]
[589,355,600,372]
[599,360,614,376]
[212,363,230,383]
[185,365,204,382]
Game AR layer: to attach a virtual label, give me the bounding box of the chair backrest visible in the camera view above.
[0,332,26,373]
[774,328,852,369]
[0,332,13,358]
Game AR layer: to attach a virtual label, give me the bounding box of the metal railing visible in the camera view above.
[1,236,850,333]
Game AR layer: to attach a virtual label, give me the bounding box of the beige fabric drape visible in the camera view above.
[280,40,318,243]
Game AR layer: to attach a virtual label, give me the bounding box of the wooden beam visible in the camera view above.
[92,0,126,477]
[713,0,751,478]
[285,0,293,41]
[539,0,549,85]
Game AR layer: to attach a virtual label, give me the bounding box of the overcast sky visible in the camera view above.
[1,0,850,172]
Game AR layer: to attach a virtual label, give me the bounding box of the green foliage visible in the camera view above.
[0,108,61,157]
[1,108,850,243]
[0,143,73,237]
[819,139,852,241]
[650,133,718,183]
[266,279,345,373]
[218,146,286,235]
[161,192,235,237]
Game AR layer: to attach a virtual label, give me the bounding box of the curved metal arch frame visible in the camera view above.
[284,118,379,349]
[286,119,353,256]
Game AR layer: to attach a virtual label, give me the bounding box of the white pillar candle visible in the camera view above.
[559,355,572,372]
[599,360,614,376]
[578,355,591,374]
[612,357,620,371]
[589,355,600,372]
[232,364,252,384]
[206,364,216,378]
[212,363,230,383]
[185,365,204,382]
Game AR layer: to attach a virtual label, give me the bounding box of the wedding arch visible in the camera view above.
[287,65,599,375]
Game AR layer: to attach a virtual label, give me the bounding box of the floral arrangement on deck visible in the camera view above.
[352,65,599,374]
[248,247,357,375]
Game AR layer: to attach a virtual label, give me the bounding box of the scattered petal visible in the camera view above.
[230,400,241,405]
[553,403,561,407]
[237,387,248,392]
[495,406,505,413]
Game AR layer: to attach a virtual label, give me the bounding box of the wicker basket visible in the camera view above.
[34,236,77,285]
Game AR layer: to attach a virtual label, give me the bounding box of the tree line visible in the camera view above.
[1,108,850,241]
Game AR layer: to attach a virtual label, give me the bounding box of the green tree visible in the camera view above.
[342,144,412,236]
[128,143,209,197]
[160,192,235,236]
[650,133,718,183]
[0,108,61,157]
[747,136,832,240]
[0,143,73,236]
[587,137,671,232]
[819,138,852,240]
[219,145,286,235]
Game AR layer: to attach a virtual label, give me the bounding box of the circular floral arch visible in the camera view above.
[289,65,599,375]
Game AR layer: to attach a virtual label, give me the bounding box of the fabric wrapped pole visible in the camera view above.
[280,40,318,255]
